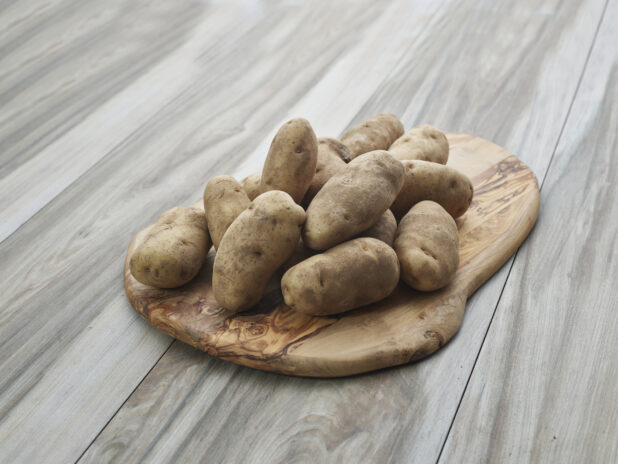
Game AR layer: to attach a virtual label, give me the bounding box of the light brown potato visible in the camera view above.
[341,113,404,160]
[394,201,459,291]
[391,160,473,220]
[302,137,349,205]
[130,206,211,288]
[358,209,397,246]
[389,125,449,164]
[282,238,400,316]
[303,150,405,250]
[203,175,251,250]
[240,173,261,200]
[213,191,306,312]
[260,118,318,202]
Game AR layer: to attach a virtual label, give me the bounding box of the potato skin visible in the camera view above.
[389,125,449,164]
[394,201,459,291]
[391,160,473,220]
[282,237,400,316]
[260,118,318,203]
[302,137,349,205]
[341,113,404,160]
[240,173,262,200]
[130,206,211,288]
[358,209,397,246]
[203,175,251,249]
[303,150,405,250]
[213,191,306,312]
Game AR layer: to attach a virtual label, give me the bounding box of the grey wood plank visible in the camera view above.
[0,0,267,242]
[0,1,407,462]
[0,0,201,173]
[79,1,608,463]
[440,1,618,462]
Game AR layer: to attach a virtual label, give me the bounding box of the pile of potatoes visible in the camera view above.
[130,114,473,316]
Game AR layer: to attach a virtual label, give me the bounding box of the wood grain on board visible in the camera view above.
[0,0,612,463]
[124,134,539,377]
[440,1,618,462]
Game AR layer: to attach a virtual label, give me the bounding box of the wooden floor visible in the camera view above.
[0,0,616,462]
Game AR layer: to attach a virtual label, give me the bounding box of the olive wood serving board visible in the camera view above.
[124,133,540,377]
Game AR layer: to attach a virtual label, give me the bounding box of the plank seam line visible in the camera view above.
[434,0,611,461]
[73,339,177,464]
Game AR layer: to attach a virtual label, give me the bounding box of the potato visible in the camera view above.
[302,137,349,205]
[341,113,404,160]
[260,118,318,202]
[303,150,404,250]
[358,209,397,246]
[394,201,459,291]
[282,237,400,316]
[391,160,473,220]
[389,125,449,164]
[130,206,211,288]
[203,175,251,249]
[213,191,306,312]
[240,173,262,200]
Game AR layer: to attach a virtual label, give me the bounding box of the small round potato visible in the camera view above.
[282,237,400,316]
[213,191,306,312]
[389,125,449,164]
[391,160,473,220]
[260,118,318,203]
[130,206,211,288]
[203,175,251,249]
[341,113,404,160]
[302,137,349,205]
[394,201,459,291]
[303,150,405,250]
[240,173,262,200]
[358,209,397,246]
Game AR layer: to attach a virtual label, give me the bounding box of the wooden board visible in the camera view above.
[124,133,539,377]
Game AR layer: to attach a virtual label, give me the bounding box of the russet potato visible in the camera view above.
[213,191,305,312]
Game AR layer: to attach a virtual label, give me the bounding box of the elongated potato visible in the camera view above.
[282,237,400,316]
[203,175,251,249]
[388,125,449,164]
[303,150,405,250]
[213,191,305,312]
[358,209,397,246]
[302,137,349,205]
[341,113,404,160]
[260,118,318,202]
[241,173,261,200]
[130,206,211,288]
[391,160,473,220]
[394,201,459,291]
